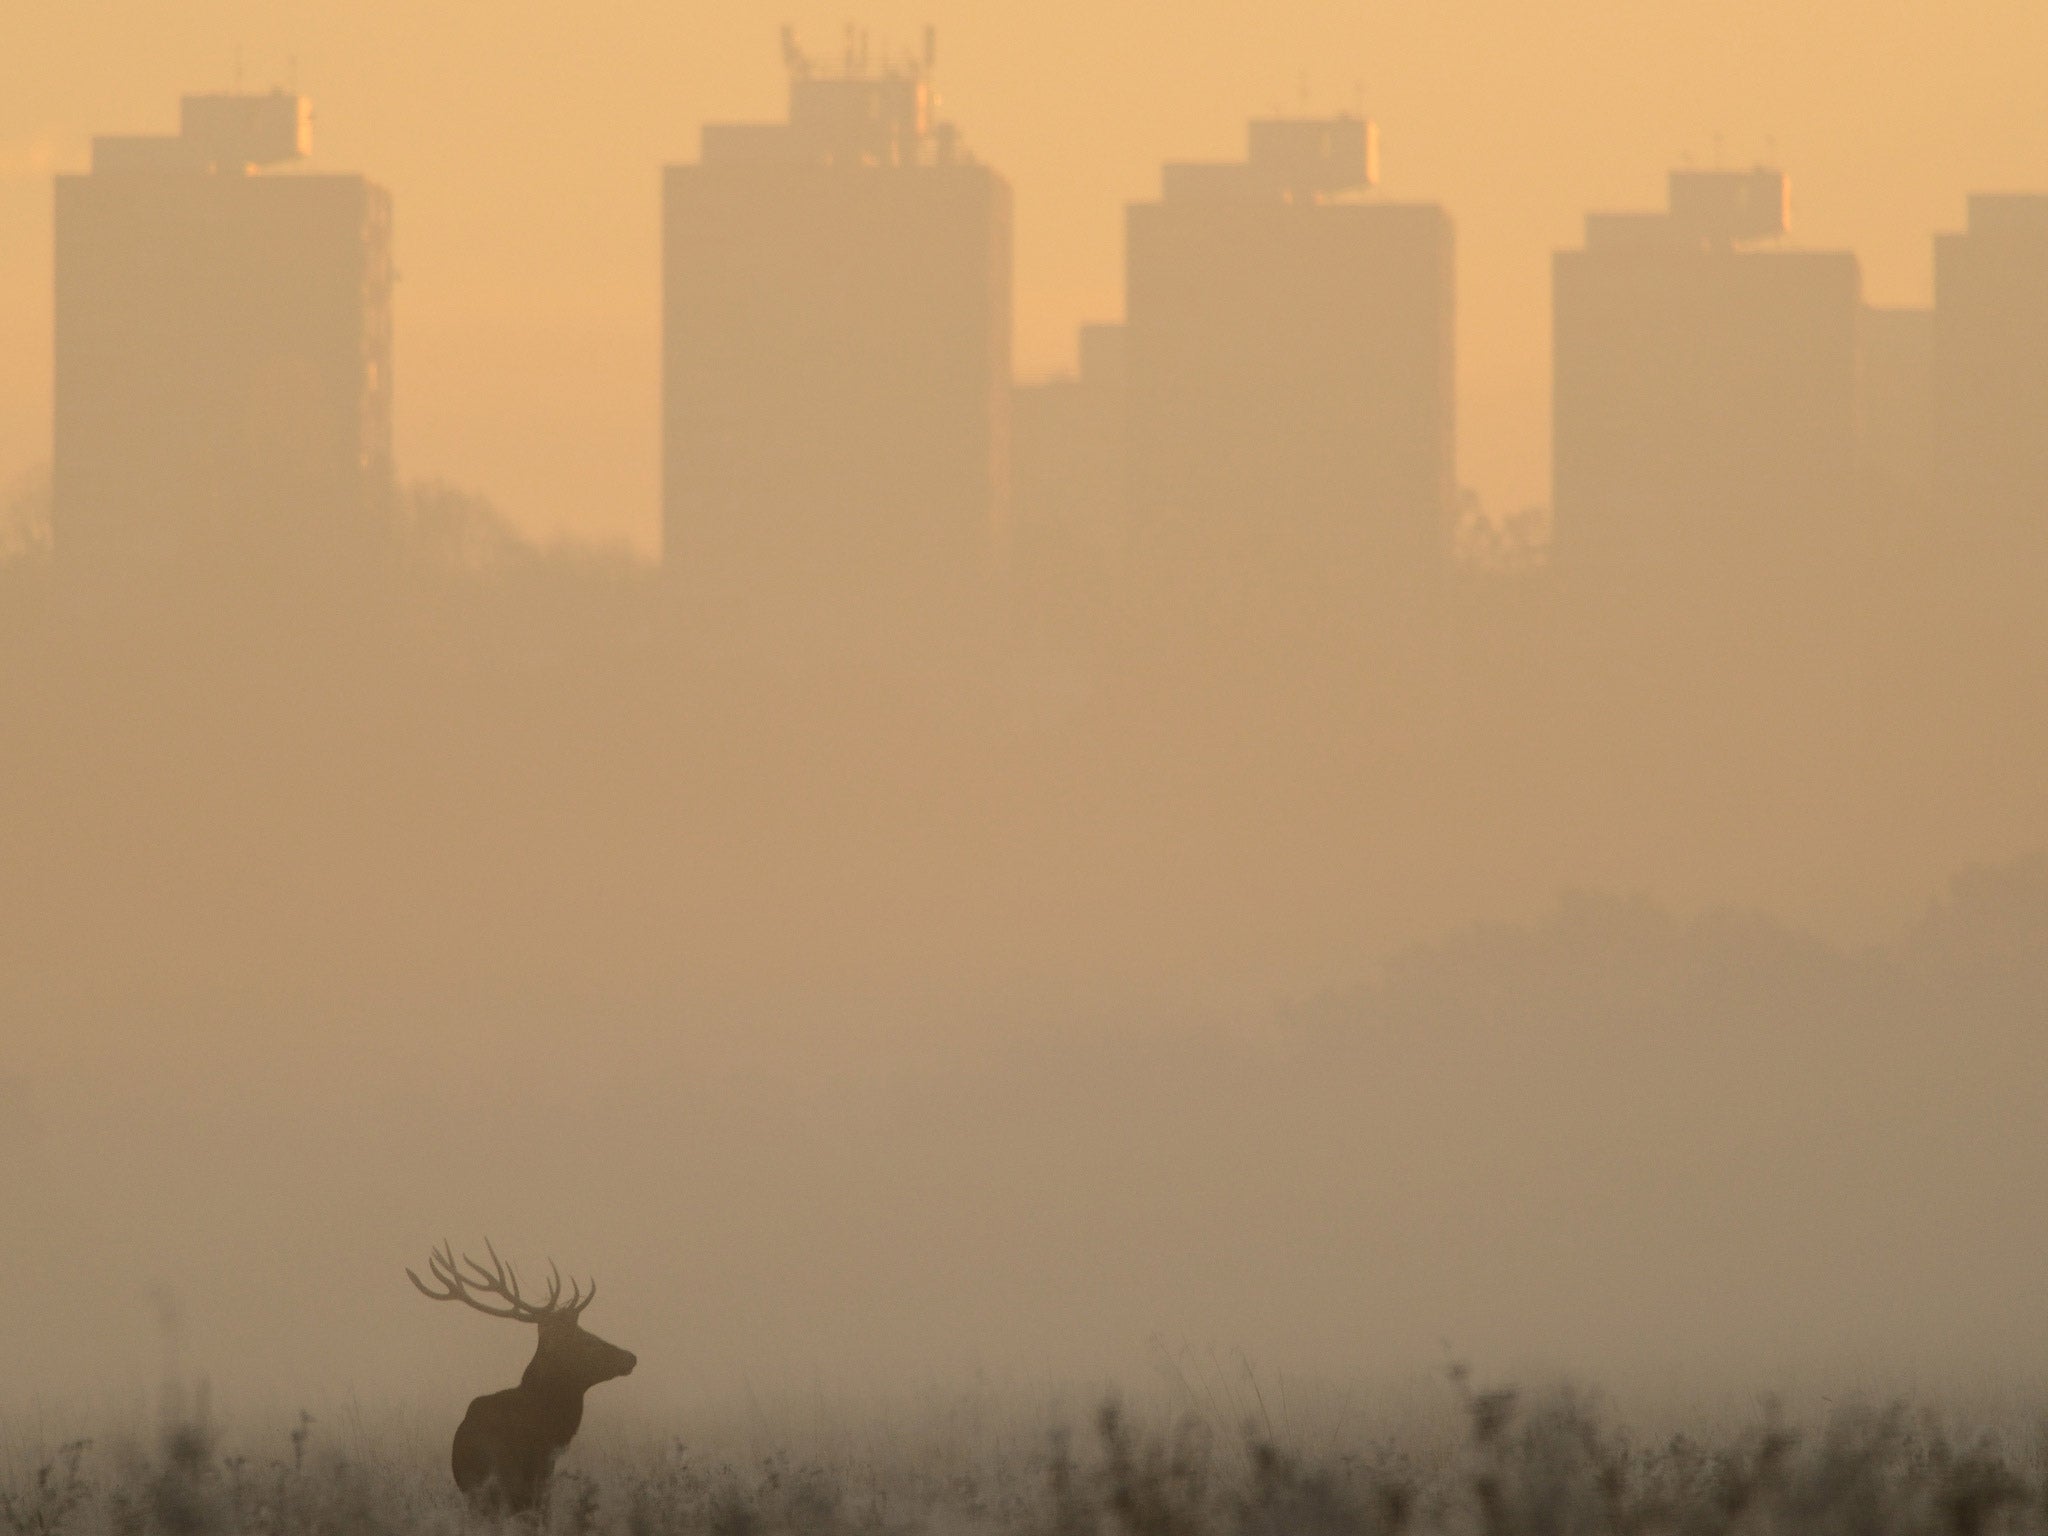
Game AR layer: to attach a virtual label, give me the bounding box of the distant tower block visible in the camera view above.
[1931,194,2048,608]
[1552,166,1860,643]
[662,30,1011,669]
[1125,113,1453,628]
[53,91,392,564]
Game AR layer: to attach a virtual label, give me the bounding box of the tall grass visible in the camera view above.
[5,1376,2044,1536]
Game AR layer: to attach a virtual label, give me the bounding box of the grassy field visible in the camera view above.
[5,1374,2044,1536]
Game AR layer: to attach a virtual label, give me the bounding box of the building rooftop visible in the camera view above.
[90,90,311,176]
[1581,167,1790,250]
[1159,114,1378,203]
[699,27,969,169]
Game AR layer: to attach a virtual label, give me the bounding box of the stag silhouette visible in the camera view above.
[408,1240,636,1516]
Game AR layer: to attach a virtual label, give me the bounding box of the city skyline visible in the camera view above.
[33,61,2047,653]
[28,63,2047,583]
[7,2,2048,551]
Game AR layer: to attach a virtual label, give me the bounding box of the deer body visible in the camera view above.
[409,1242,636,1517]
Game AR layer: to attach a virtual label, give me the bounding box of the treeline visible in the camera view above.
[0,476,2042,1030]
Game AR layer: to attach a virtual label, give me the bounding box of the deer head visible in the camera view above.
[408,1240,637,1390]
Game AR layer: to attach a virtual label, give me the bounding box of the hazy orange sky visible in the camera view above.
[7,0,2047,551]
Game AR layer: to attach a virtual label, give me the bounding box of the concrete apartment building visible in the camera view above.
[662,29,1012,669]
[1552,169,1861,646]
[1931,194,2048,613]
[1122,116,1455,634]
[54,91,392,565]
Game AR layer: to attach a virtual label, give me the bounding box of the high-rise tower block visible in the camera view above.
[662,30,1012,669]
[54,91,392,564]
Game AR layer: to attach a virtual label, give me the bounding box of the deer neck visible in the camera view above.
[517,1351,589,1443]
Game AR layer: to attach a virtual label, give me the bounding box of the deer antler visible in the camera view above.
[408,1240,594,1322]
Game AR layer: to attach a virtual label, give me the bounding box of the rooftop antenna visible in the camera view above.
[781,24,807,79]
[924,23,937,71]
[233,45,244,91]
[1298,71,1310,112]
[1712,130,1724,168]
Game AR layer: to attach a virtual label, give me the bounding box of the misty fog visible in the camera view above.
[6,12,2048,1473]
[2,501,2044,1411]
